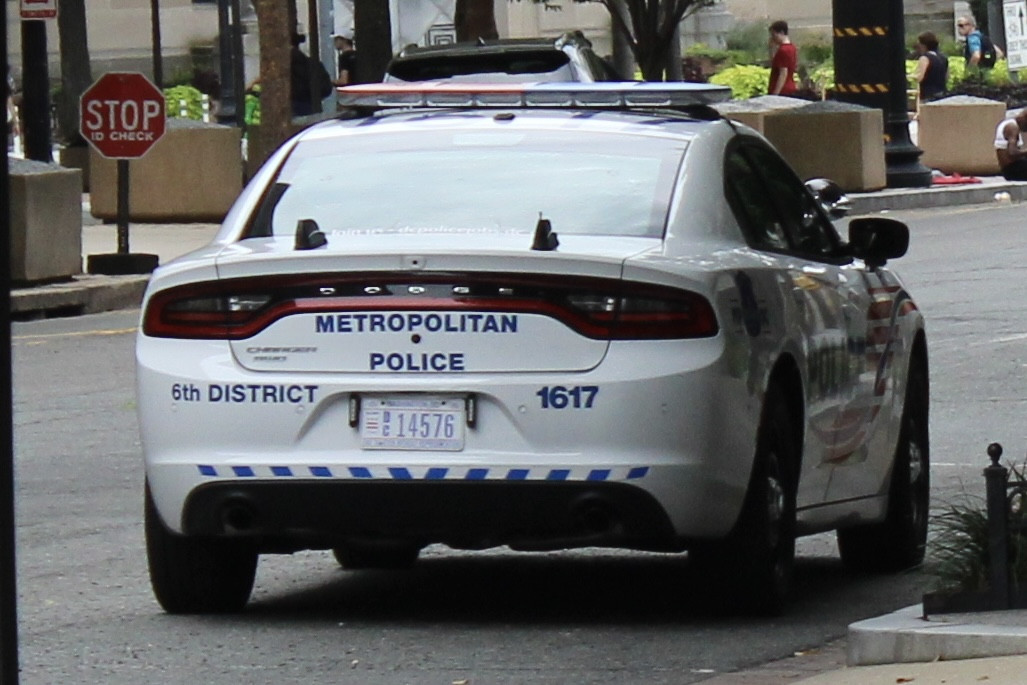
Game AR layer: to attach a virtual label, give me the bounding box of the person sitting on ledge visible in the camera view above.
[995,109,1027,181]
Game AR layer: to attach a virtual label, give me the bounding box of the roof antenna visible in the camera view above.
[531,212,559,251]
[295,218,328,250]
[477,36,486,46]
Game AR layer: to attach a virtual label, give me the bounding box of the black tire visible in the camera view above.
[838,354,930,572]
[145,482,258,613]
[691,383,798,616]
[332,541,421,570]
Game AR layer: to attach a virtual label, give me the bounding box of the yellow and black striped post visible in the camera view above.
[832,0,931,187]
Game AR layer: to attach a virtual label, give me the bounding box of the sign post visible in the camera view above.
[80,72,165,275]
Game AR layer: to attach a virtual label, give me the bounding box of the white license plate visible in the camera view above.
[360,397,466,451]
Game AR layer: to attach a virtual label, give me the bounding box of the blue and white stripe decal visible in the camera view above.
[196,464,650,482]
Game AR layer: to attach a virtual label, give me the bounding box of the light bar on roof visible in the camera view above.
[336,81,732,109]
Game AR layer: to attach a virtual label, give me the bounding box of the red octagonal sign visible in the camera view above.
[80,72,166,159]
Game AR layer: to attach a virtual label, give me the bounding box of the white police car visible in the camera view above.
[138,82,928,615]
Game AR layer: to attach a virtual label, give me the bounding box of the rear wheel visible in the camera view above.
[838,354,929,572]
[332,541,421,570]
[145,483,258,613]
[691,384,798,615]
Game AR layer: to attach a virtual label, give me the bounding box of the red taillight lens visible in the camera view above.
[143,285,276,339]
[567,291,718,339]
[143,274,718,341]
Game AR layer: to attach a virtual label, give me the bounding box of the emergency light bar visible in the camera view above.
[336,81,732,109]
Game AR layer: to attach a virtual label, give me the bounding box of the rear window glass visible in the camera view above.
[266,128,686,239]
[388,50,571,81]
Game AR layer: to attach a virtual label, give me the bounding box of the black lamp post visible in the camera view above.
[832,0,932,188]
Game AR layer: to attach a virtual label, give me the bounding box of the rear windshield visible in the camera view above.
[388,50,571,81]
[263,128,686,240]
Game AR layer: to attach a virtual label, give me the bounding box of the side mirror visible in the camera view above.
[805,178,852,220]
[848,217,909,269]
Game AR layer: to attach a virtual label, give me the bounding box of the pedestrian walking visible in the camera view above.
[333,33,357,86]
[913,31,948,102]
[957,15,1003,69]
[767,20,798,96]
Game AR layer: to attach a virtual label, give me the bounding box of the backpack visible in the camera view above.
[981,34,998,67]
[967,32,999,68]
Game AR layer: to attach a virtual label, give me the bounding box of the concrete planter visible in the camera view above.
[763,103,886,192]
[89,119,242,222]
[918,95,1005,176]
[712,94,807,134]
[8,159,83,284]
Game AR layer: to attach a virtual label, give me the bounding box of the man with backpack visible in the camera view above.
[957,15,1003,69]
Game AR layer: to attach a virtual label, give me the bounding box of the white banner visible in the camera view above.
[1005,0,1027,70]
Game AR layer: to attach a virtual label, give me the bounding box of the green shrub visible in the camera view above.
[164,84,205,120]
[684,42,749,70]
[709,64,770,99]
[928,463,1027,594]
[800,37,832,66]
[808,62,834,96]
[723,21,770,65]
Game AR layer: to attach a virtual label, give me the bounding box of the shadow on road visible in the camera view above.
[240,548,927,627]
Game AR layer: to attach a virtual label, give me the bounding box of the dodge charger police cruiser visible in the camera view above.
[138,82,929,616]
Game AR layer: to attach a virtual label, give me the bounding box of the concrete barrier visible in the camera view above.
[89,119,242,222]
[763,102,886,192]
[918,95,1005,176]
[712,94,807,133]
[8,159,83,284]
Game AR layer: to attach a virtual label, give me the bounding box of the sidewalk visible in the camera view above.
[11,176,1027,321]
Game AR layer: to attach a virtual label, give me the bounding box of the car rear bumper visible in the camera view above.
[139,336,760,546]
[180,479,680,553]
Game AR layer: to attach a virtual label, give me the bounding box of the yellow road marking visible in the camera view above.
[12,327,137,342]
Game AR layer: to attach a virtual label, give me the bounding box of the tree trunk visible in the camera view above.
[56,0,93,146]
[455,0,498,42]
[354,0,393,84]
[600,0,713,81]
[610,0,636,79]
[252,0,291,168]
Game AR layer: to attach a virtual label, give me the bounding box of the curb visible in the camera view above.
[10,274,149,320]
[849,180,1027,214]
[847,604,1027,666]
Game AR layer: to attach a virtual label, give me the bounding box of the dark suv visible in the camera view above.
[384,31,623,83]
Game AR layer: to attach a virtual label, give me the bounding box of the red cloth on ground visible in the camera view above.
[931,173,982,185]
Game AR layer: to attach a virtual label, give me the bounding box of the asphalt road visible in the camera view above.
[9,201,1024,684]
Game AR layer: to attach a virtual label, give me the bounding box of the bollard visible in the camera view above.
[179,99,187,118]
[985,442,1010,608]
[201,95,210,123]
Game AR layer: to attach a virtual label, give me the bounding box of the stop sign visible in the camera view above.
[80,72,166,159]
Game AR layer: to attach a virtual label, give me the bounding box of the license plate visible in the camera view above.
[360,397,466,451]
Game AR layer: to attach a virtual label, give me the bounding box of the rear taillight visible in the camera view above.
[143,285,279,339]
[142,274,718,340]
[567,291,717,339]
